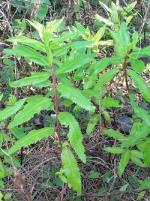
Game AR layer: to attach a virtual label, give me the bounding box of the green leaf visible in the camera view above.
[130,59,145,73]
[57,84,95,112]
[36,3,48,20]
[129,94,150,126]
[69,41,93,49]
[0,132,4,146]
[0,98,26,121]
[139,178,150,190]
[118,150,130,177]
[10,72,49,88]
[94,26,105,42]
[131,32,139,49]
[131,150,145,167]
[8,96,52,128]
[55,31,78,44]
[58,112,86,163]
[95,68,118,88]
[46,19,64,34]
[102,97,122,108]
[86,114,99,135]
[74,22,86,35]
[10,128,26,139]
[7,35,46,52]
[57,54,94,74]
[104,147,125,154]
[143,141,150,166]
[126,122,142,144]
[0,94,3,102]
[130,46,150,58]
[95,14,113,26]
[98,1,112,13]
[122,122,150,148]
[32,79,51,88]
[131,150,144,159]
[27,20,44,41]
[131,156,145,167]
[91,56,121,75]
[4,45,49,66]
[85,56,121,89]
[8,127,54,154]
[123,1,137,13]
[111,23,130,57]
[104,129,126,142]
[0,160,6,178]
[60,143,82,194]
[128,69,150,103]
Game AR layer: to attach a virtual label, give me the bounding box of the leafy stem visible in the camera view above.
[51,65,61,145]
[123,55,129,93]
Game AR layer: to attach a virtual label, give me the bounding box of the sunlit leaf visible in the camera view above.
[60,143,82,194]
[8,127,54,154]
[58,112,86,163]
[128,70,150,103]
[8,96,52,128]
[58,84,95,112]
[10,72,49,88]
[0,99,26,121]
[118,150,130,176]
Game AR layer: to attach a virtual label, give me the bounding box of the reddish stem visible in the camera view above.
[51,65,61,145]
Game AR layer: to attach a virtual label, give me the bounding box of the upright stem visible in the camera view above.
[51,65,61,145]
[123,56,129,93]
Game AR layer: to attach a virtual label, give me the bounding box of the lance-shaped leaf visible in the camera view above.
[139,178,150,190]
[95,14,113,26]
[102,97,122,108]
[46,19,64,34]
[8,96,52,128]
[10,72,50,88]
[143,141,150,166]
[8,127,54,154]
[95,68,118,89]
[58,112,86,163]
[90,56,121,75]
[86,114,99,135]
[94,26,105,42]
[104,129,126,142]
[130,149,145,167]
[0,160,6,178]
[60,143,82,194]
[129,94,150,126]
[130,59,145,73]
[0,94,3,102]
[118,150,130,177]
[4,45,49,67]
[122,122,150,148]
[54,31,78,44]
[130,46,150,58]
[0,98,26,121]
[128,69,150,103]
[85,56,121,89]
[111,23,130,58]
[104,147,125,154]
[57,54,94,74]
[7,35,46,52]
[57,84,95,112]
[27,20,44,41]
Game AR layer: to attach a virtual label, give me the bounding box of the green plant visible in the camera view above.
[1,11,150,197]
[1,19,96,195]
[96,1,137,30]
